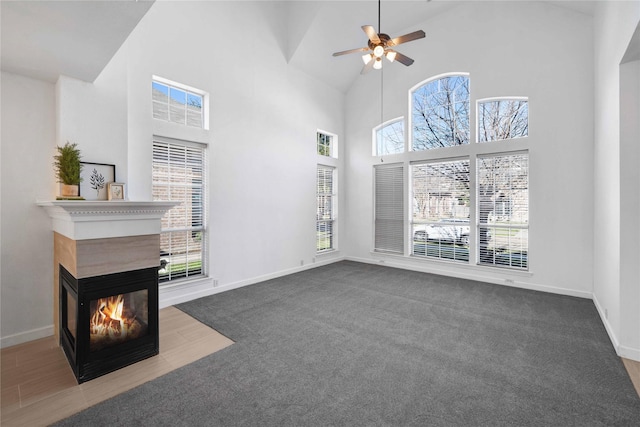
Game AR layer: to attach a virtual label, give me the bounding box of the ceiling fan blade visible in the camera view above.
[393,51,415,66]
[361,58,375,74]
[362,25,381,44]
[332,47,370,57]
[389,30,426,46]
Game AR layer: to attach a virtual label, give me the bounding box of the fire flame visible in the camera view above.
[90,295,133,339]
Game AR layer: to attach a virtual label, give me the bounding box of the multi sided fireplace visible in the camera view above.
[60,265,159,383]
[37,200,176,384]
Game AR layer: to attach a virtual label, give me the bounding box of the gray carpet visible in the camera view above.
[54,261,640,426]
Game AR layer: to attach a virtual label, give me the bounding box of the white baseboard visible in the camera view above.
[0,324,54,349]
[160,256,346,308]
[592,294,621,351]
[346,255,592,299]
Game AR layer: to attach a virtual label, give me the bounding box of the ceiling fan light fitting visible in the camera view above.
[362,53,373,65]
[373,45,385,58]
[373,57,382,70]
[385,51,397,62]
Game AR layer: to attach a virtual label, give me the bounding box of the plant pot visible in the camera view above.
[60,184,79,197]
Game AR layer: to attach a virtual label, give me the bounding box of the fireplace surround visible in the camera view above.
[38,200,175,383]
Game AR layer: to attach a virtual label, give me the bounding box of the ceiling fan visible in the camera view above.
[332,0,426,74]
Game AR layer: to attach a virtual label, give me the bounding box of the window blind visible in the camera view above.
[316,165,335,252]
[374,164,404,254]
[152,139,206,283]
[477,153,529,269]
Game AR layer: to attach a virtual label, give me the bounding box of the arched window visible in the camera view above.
[411,74,470,150]
[374,118,404,155]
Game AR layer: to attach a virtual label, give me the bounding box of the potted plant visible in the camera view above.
[53,142,83,198]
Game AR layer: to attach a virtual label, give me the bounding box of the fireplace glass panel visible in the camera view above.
[89,289,149,352]
[66,291,77,340]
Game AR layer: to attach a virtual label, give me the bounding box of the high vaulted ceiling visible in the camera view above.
[1,1,596,92]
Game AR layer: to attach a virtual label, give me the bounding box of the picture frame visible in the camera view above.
[107,182,126,201]
[80,162,116,201]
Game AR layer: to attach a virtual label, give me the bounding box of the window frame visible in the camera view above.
[316,164,337,253]
[476,97,529,143]
[152,137,208,284]
[373,117,405,156]
[152,76,208,130]
[317,130,338,158]
[409,72,471,151]
[410,158,471,263]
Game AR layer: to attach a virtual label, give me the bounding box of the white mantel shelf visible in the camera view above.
[37,200,177,240]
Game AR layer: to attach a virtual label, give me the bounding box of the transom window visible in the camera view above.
[152,78,204,128]
[411,74,470,150]
[317,131,337,157]
[374,118,404,155]
[478,98,529,142]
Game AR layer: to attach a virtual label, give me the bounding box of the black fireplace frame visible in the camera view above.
[59,265,159,383]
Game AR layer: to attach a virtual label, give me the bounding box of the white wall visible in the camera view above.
[0,72,56,346]
[344,2,595,297]
[593,0,640,360]
[1,1,345,345]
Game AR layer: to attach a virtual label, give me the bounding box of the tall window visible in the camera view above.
[411,160,470,261]
[478,153,528,269]
[153,140,206,283]
[152,79,204,128]
[478,98,529,142]
[374,164,404,253]
[411,74,470,150]
[317,165,336,252]
[375,118,404,155]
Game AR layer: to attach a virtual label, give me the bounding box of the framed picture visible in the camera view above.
[107,183,126,201]
[80,162,116,200]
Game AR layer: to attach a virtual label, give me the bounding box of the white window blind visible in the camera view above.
[411,159,470,262]
[477,153,528,269]
[374,164,404,254]
[317,165,335,252]
[152,139,206,283]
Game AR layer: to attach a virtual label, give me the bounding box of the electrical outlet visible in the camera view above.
[505,278,514,285]
[300,260,304,266]
[213,279,219,287]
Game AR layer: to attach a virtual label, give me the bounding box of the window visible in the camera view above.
[374,164,404,253]
[317,131,336,157]
[153,139,206,283]
[152,79,204,128]
[478,153,528,269]
[411,160,470,261]
[375,118,404,155]
[478,99,529,142]
[411,74,470,150]
[317,165,336,252]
